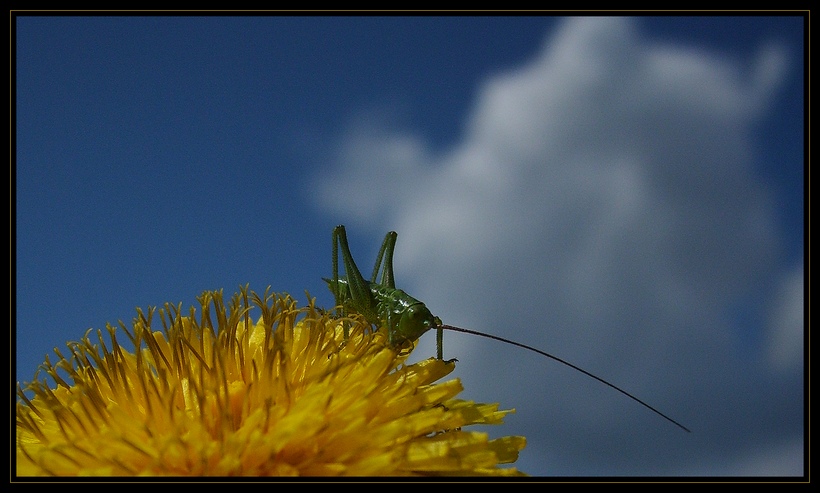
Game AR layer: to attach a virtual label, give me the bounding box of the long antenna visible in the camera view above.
[438,324,691,433]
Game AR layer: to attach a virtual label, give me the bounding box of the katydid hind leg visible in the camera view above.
[334,225,379,328]
[331,226,348,338]
[371,231,398,288]
[331,227,342,307]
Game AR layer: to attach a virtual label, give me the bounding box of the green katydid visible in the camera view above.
[323,224,691,433]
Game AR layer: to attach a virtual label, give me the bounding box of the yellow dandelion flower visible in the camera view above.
[16,286,526,477]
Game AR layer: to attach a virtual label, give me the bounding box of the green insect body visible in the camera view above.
[323,225,445,359]
[324,224,691,433]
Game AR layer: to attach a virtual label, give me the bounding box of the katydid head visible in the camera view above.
[398,303,442,343]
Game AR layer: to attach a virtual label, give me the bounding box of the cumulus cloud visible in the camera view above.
[316,17,799,476]
[767,265,804,373]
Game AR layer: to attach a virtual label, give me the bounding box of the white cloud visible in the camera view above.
[681,437,804,477]
[729,438,804,477]
[316,17,798,476]
[767,265,804,372]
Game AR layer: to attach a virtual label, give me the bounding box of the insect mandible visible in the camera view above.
[323,224,690,433]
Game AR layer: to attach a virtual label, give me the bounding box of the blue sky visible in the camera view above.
[15,15,804,477]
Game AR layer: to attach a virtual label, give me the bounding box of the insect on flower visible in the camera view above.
[324,224,691,433]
